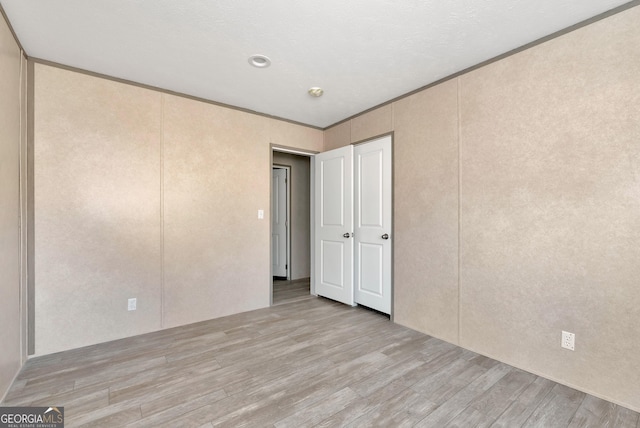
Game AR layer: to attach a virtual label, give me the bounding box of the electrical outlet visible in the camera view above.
[561,331,575,351]
[128,298,137,311]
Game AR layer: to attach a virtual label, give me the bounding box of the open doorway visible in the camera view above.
[272,150,312,305]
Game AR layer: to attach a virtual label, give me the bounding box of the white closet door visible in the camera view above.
[313,145,354,305]
[354,136,392,314]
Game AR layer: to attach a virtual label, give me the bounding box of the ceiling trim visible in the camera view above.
[0,3,25,54]
[28,57,324,131]
[325,0,640,130]
[8,1,639,132]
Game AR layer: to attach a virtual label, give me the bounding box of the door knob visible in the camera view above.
[343,233,351,238]
[381,233,389,240]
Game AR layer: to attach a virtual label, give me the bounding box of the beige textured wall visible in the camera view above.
[324,105,394,149]
[458,7,640,410]
[0,13,26,399]
[269,120,323,153]
[325,6,640,411]
[162,95,270,327]
[34,66,163,355]
[272,152,311,280]
[33,64,323,355]
[324,121,350,150]
[351,105,393,143]
[393,81,459,344]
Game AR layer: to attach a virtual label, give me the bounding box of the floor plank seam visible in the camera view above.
[4,298,639,427]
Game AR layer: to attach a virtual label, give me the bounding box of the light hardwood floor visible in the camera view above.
[273,278,311,305]
[3,297,639,427]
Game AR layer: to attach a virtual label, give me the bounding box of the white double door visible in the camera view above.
[314,135,392,314]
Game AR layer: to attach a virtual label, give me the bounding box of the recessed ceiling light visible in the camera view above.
[308,87,324,97]
[248,55,271,68]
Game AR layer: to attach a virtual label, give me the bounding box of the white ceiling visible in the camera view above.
[1,0,633,128]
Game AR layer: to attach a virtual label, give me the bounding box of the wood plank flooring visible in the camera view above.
[2,297,638,427]
[273,278,311,305]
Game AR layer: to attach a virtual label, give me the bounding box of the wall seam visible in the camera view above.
[17,50,26,366]
[26,59,35,356]
[391,102,395,130]
[160,94,165,329]
[322,128,326,152]
[456,77,462,346]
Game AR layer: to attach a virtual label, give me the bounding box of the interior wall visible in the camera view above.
[162,95,270,327]
[351,105,393,143]
[33,64,323,355]
[324,5,640,411]
[0,13,26,399]
[393,81,460,344]
[272,151,311,280]
[323,121,350,151]
[458,7,640,411]
[34,65,163,355]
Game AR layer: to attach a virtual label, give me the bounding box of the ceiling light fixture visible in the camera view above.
[248,55,271,68]
[308,87,324,97]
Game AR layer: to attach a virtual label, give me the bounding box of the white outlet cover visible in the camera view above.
[258,209,264,219]
[128,298,137,311]
[561,330,575,351]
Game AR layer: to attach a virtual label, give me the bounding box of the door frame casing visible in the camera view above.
[270,145,318,306]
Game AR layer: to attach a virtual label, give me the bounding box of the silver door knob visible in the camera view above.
[381,233,389,240]
[343,233,351,238]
